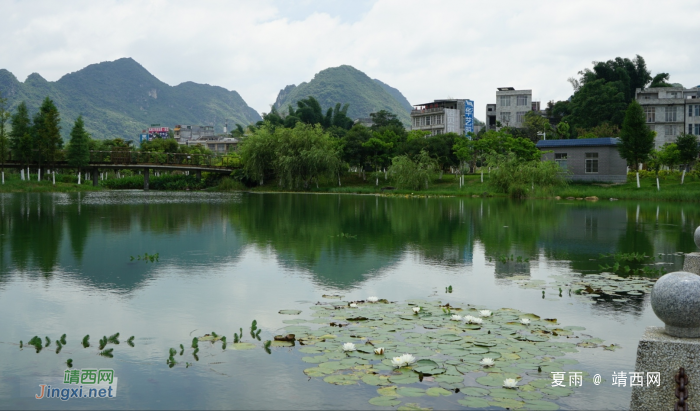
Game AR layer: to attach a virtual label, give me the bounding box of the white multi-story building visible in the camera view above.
[635,87,700,148]
[485,87,538,130]
[410,99,473,136]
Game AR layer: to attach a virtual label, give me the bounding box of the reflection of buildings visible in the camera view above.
[494,260,531,279]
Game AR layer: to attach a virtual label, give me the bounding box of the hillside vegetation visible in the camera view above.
[272,65,412,126]
[0,58,261,142]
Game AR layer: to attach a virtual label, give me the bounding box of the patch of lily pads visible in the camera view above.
[281,298,609,410]
[511,272,657,303]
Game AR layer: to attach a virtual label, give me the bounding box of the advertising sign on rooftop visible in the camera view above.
[464,99,474,137]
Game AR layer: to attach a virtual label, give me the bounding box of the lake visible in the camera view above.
[0,192,697,410]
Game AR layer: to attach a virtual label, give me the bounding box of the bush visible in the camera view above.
[388,150,437,190]
[217,177,246,191]
[488,153,568,196]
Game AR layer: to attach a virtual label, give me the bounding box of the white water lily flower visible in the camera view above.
[349,303,358,308]
[503,378,518,388]
[412,307,421,313]
[400,353,416,366]
[342,342,356,352]
[450,315,463,321]
[520,318,530,325]
[391,356,405,367]
[367,296,379,303]
[479,310,492,317]
[374,347,385,355]
[480,358,495,367]
[463,315,482,325]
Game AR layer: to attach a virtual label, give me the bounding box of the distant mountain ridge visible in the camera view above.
[272,65,412,125]
[0,58,261,142]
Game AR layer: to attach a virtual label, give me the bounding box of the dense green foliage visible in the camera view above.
[0,58,261,143]
[272,65,412,126]
[675,133,700,171]
[487,153,568,198]
[618,101,655,169]
[66,116,90,170]
[0,91,9,166]
[388,150,438,190]
[32,97,63,166]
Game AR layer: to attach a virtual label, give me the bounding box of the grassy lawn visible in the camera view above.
[0,173,102,193]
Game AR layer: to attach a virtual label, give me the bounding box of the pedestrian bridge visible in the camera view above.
[2,150,241,190]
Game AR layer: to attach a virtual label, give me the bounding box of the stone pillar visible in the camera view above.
[144,168,150,191]
[682,226,700,275]
[630,270,700,409]
[196,169,201,182]
[92,168,99,187]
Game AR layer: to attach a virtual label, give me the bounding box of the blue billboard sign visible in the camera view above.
[464,99,474,137]
[139,134,149,143]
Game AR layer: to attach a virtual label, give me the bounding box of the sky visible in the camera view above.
[2,0,700,120]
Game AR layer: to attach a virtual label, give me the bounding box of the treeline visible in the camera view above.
[235,96,554,191]
[0,93,214,176]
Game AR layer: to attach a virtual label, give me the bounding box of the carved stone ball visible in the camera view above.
[651,271,700,338]
[695,226,700,249]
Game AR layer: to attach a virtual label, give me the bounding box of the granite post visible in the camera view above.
[682,226,700,275]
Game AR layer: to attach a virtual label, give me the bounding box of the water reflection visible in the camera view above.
[0,193,697,292]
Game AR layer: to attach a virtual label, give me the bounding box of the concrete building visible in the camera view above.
[635,86,700,148]
[485,87,538,130]
[174,125,215,142]
[411,99,468,136]
[536,138,627,183]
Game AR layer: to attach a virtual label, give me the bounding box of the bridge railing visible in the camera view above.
[3,150,241,168]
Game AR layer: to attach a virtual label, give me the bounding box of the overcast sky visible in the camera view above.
[2,0,700,119]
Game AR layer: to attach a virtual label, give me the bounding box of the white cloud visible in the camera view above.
[1,0,700,118]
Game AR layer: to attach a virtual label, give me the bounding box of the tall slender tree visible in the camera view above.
[32,97,62,174]
[675,133,700,184]
[0,91,10,183]
[9,101,32,167]
[618,101,655,188]
[67,116,91,175]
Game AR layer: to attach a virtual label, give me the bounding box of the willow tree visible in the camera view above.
[238,123,279,185]
[273,123,342,189]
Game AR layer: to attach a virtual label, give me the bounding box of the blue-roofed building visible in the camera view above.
[536,138,628,183]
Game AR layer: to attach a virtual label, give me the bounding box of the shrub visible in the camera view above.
[488,153,568,196]
[388,150,438,190]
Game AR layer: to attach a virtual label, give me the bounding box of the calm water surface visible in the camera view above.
[0,192,697,410]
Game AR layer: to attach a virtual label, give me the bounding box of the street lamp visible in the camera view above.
[537,131,546,140]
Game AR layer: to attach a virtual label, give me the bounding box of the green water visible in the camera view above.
[0,192,697,410]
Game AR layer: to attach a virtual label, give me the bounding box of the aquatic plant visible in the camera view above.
[263,340,272,355]
[342,343,356,352]
[446,285,453,293]
[81,335,90,348]
[98,337,107,350]
[480,358,495,367]
[127,336,135,347]
[44,337,51,348]
[99,348,114,358]
[367,296,378,303]
[520,318,530,325]
[412,307,421,314]
[373,347,385,355]
[60,334,67,345]
[450,315,462,321]
[349,303,358,308]
[169,348,177,357]
[179,344,185,355]
[479,310,492,317]
[191,337,199,349]
[19,340,23,349]
[55,341,62,354]
[503,378,518,389]
[66,359,73,368]
[108,333,120,344]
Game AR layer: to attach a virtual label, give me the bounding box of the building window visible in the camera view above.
[667,91,679,98]
[690,124,693,134]
[500,112,511,124]
[554,153,568,170]
[645,106,655,123]
[517,95,528,106]
[690,106,694,117]
[516,111,527,124]
[695,105,700,116]
[426,116,431,126]
[665,125,676,136]
[500,96,511,107]
[665,106,677,122]
[585,153,598,173]
[695,124,700,135]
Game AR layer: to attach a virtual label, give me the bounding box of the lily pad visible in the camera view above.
[425,387,452,397]
[396,387,426,397]
[227,343,256,350]
[323,374,359,385]
[369,396,401,407]
[458,397,490,408]
[279,309,302,315]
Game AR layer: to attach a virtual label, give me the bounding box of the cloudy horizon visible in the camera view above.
[2,0,699,119]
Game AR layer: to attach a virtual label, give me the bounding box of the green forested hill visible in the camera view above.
[0,58,261,142]
[272,65,412,125]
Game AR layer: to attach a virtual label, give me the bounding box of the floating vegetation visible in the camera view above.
[279,309,302,315]
[445,285,453,294]
[44,337,51,348]
[108,333,120,344]
[60,334,67,345]
[82,335,90,348]
[191,337,199,349]
[250,320,262,340]
[180,344,185,355]
[99,348,114,358]
[127,336,135,347]
[66,359,73,368]
[130,252,160,263]
[280,298,606,410]
[98,336,107,350]
[513,272,658,301]
[55,341,63,354]
[19,340,23,349]
[597,253,666,276]
[28,336,42,353]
